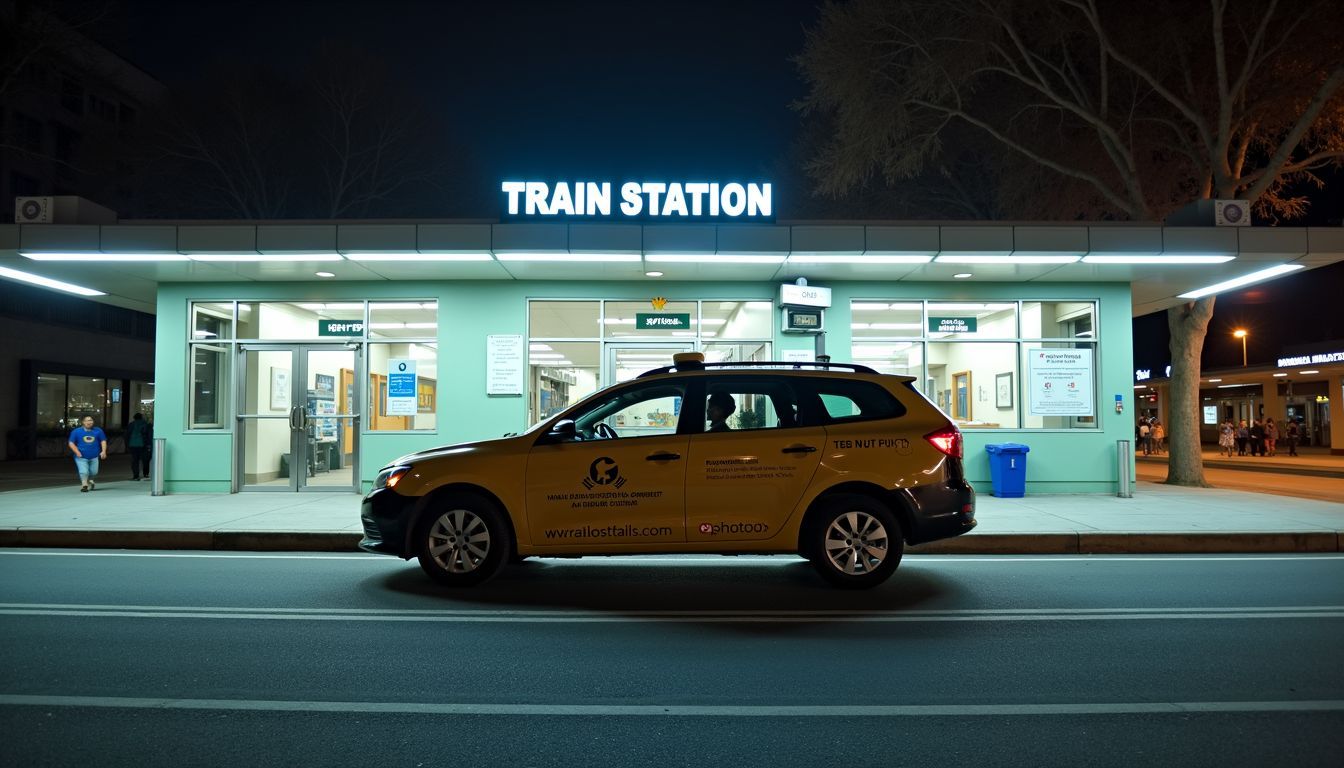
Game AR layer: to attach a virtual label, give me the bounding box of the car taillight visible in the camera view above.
[925,425,963,459]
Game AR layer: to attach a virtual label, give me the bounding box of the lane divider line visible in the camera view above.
[2,694,1342,717]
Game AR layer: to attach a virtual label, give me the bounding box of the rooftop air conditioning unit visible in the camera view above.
[15,196,53,224]
[1214,199,1250,227]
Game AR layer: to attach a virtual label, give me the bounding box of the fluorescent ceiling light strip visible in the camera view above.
[21,251,189,262]
[1177,264,1304,299]
[787,254,932,264]
[345,252,493,262]
[495,252,641,263]
[645,254,786,264]
[935,254,1081,264]
[1082,254,1235,264]
[187,253,343,262]
[0,265,105,296]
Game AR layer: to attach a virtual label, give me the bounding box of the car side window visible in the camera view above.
[572,382,686,440]
[812,380,906,424]
[701,377,806,433]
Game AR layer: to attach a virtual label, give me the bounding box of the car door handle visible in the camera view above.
[646,451,681,461]
[782,444,817,454]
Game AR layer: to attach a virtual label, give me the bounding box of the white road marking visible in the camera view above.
[1,694,1341,717]
[1,603,1341,623]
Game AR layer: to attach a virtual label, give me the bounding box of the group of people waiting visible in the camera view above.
[1217,417,1304,457]
[1136,417,1166,455]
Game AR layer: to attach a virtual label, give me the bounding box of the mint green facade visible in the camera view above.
[155,279,1133,495]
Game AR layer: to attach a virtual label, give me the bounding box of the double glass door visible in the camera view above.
[605,343,696,386]
[237,344,362,492]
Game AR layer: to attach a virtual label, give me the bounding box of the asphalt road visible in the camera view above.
[1,550,1341,767]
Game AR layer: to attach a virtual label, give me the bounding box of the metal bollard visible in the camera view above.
[1116,439,1133,498]
[151,437,166,496]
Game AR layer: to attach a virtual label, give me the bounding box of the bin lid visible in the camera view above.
[985,443,1031,453]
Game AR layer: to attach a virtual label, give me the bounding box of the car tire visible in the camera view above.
[806,494,903,589]
[416,493,512,587]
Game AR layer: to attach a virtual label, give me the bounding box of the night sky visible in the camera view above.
[91,0,820,188]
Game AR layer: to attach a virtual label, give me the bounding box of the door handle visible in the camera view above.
[782,444,817,454]
[646,451,682,461]
[289,406,304,431]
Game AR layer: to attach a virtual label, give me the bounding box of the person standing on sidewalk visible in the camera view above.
[67,415,107,492]
[1286,419,1300,456]
[1249,419,1265,457]
[1138,419,1152,455]
[1153,421,1166,454]
[127,412,152,480]
[1236,420,1249,456]
[1264,417,1278,457]
[1219,419,1236,457]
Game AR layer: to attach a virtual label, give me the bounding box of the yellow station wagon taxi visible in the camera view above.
[360,353,976,588]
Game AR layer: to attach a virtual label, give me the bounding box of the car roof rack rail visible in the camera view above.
[638,360,880,378]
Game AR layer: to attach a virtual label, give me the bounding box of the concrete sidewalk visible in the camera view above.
[0,477,1340,554]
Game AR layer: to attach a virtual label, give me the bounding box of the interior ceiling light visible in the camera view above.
[344,252,493,262]
[1300,370,1320,375]
[935,254,1081,264]
[1272,373,1288,377]
[953,273,974,279]
[1178,264,1304,299]
[495,252,641,262]
[21,251,189,261]
[786,254,932,264]
[644,253,786,264]
[0,265,106,296]
[645,271,664,277]
[315,271,335,278]
[1082,254,1235,264]
[187,252,343,262]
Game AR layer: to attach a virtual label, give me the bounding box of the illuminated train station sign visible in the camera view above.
[502,181,772,218]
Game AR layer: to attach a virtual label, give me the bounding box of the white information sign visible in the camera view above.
[1027,349,1095,416]
[1203,405,1219,425]
[387,359,418,416]
[487,334,524,396]
[781,349,814,363]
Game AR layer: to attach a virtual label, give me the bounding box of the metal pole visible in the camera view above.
[1241,336,1247,367]
[151,437,166,496]
[813,330,826,360]
[1116,439,1132,498]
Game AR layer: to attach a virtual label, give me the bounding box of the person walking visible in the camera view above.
[127,412,152,480]
[1235,420,1249,456]
[1286,419,1300,457]
[1153,421,1166,454]
[1249,419,1265,457]
[1219,419,1236,457]
[1264,417,1278,457]
[67,415,107,492]
[1138,419,1152,455]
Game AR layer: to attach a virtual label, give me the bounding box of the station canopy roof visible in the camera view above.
[2,220,1341,316]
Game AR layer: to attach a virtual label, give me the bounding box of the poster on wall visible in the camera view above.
[270,368,290,411]
[1027,349,1094,416]
[487,334,524,396]
[387,359,418,416]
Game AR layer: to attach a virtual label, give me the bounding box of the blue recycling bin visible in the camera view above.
[985,443,1030,498]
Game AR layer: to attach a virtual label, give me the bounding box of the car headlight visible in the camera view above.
[375,466,412,490]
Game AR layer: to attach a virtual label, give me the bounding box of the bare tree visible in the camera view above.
[796,0,1344,485]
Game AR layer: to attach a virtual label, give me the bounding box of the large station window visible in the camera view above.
[527,299,773,428]
[367,342,437,432]
[190,344,230,429]
[851,300,1098,430]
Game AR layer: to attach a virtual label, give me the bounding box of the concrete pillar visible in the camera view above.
[1331,375,1343,455]
[1260,374,1287,425]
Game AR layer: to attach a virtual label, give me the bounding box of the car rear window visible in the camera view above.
[811,379,906,423]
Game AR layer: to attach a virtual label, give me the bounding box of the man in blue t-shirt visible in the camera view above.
[67,415,108,492]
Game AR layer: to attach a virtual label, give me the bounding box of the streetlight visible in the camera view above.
[1233,329,1248,366]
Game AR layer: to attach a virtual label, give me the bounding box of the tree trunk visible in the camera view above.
[1165,298,1216,486]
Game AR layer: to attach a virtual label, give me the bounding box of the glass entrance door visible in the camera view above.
[237,344,361,492]
[604,343,696,386]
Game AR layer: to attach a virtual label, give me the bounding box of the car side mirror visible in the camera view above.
[544,419,578,443]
